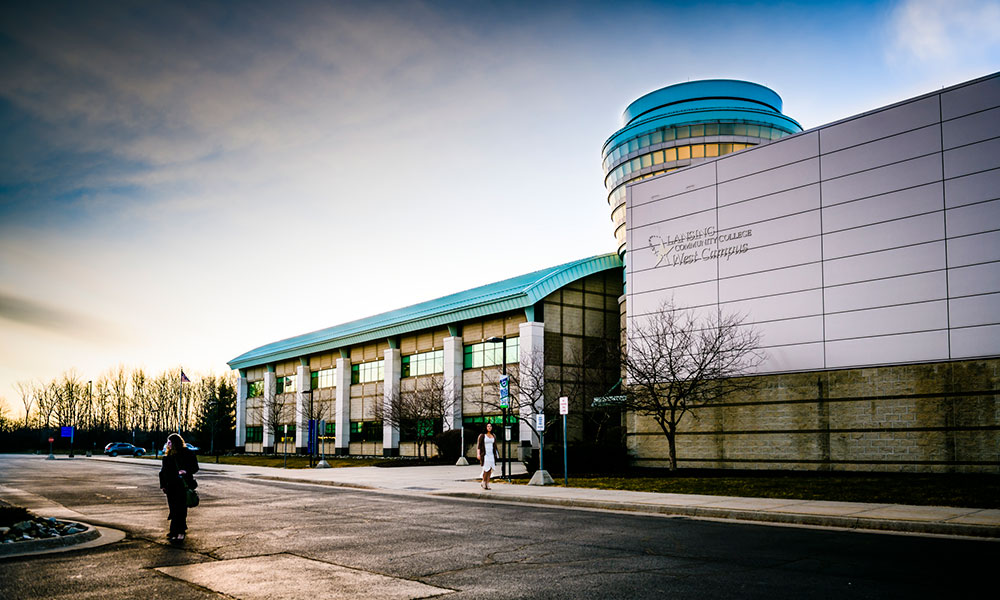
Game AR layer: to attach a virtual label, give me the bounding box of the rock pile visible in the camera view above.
[0,517,88,544]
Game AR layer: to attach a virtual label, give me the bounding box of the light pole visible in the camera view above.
[485,336,508,482]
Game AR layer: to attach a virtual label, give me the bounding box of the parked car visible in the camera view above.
[104,442,145,457]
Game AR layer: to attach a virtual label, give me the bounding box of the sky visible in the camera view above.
[1,0,998,417]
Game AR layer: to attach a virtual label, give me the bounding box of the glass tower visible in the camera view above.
[602,79,803,258]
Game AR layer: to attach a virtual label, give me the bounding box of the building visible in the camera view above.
[602,79,803,260]
[623,73,1000,471]
[227,254,623,459]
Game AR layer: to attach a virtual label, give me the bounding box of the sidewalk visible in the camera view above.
[99,455,1000,540]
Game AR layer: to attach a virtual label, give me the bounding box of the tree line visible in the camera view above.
[2,366,237,455]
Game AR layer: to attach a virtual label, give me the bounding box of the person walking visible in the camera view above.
[159,432,199,542]
[477,423,500,490]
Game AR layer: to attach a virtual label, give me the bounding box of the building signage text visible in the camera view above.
[649,226,752,268]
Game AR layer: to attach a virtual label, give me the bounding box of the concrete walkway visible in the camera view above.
[99,455,1000,540]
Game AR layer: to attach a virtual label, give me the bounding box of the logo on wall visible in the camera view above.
[650,226,752,268]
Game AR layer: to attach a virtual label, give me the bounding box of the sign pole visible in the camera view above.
[559,396,568,486]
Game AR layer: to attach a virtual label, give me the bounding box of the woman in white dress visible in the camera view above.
[477,423,500,489]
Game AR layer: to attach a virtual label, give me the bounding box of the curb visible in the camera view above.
[0,522,101,558]
[438,492,1000,540]
[245,475,375,491]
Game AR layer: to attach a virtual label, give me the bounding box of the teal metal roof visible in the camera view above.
[228,253,623,370]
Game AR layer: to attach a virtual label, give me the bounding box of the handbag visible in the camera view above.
[182,477,199,508]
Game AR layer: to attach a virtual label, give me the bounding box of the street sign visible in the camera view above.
[48,437,54,443]
[535,413,545,432]
[499,374,509,407]
[559,396,569,415]
[60,426,73,438]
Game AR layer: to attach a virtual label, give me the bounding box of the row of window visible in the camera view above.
[603,122,791,171]
[463,338,520,369]
[402,349,444,377]
[351,360,384,384]
[246,417,515,445]
[606,143,754,189]
[248,339,522,397]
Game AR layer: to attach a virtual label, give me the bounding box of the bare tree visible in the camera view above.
[35,379,57,429]
[621,301,764,470]
[258,382,290,454]
[375,376,451,458]
[14,381,34,428]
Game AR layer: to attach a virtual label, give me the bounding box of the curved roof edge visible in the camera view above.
[228,253,623,370]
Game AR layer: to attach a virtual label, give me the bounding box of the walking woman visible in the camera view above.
[159,432,199,541]
[477,423,500,489]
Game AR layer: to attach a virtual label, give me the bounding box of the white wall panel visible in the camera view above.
[821,154,941,207]
[945,167,1000,209]
[722,289,823,324]
[946,198,1000,237]
[719,263,822,303]
[943,106,1000,149]
[722,209,818,250]
[951,324,1000,358]
[825,241,945,286]
[944,137,1000,179]
[947,230,1000,268]
[629,161,716,202]
[629,282,718,316]
[824,271,947,313]
[820,96,939,153]
[826,301,948,341]
[718,236,821,279]
[823,212,944,260]
[950,293,1000,328]
[717,131,819,182]
[630,186,715,227]
[821,125,941,180]
[948,262,1000,297]
[718,184,819,230]
[826,330,949,368]
[821,182,942,233]
[756,316,824,347]
[941,76,1000,120]
[759,342,825,372]
[718,158,819,206]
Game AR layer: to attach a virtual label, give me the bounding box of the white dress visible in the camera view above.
[482,435,496,472]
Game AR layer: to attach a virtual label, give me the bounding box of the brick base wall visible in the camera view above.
[627,358,1000,473]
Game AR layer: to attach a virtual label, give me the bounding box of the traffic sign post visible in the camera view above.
[559,396,568,486]
[535,413,545,472]
[498,374,509,481]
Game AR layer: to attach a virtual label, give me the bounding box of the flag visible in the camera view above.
[181,371,191,383]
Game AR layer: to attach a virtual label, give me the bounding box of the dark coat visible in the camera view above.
[159,447,199,491]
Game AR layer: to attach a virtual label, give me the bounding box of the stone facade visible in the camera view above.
[628,358,1000,472]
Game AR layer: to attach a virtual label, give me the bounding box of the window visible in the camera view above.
[400,418,442,441]
[402,350,444,378]
[462,414,520,442]
[464,337,520,369]
[324,422,336,437]
[351,360,384,384]
[351,421,382,441]
[311,368,335,389]
[245,426,263,443]
[276,375,295,394]
[247,381,263,398]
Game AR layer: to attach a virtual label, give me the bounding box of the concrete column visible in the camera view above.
[443,336,464,431]
[519,321,545,449]
[235,371,247,450]
[262,370,277,450]
[382,348,401,456]
[335,357,351,455]
[295,359,310,452]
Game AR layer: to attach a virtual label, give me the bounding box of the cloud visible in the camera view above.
[889,0,1000,62]
[0,290,119,340]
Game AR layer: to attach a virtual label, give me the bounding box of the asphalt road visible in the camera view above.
[0,456,996,599]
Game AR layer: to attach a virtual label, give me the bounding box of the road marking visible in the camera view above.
[155,553,451,599]
[114,486,138,489]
